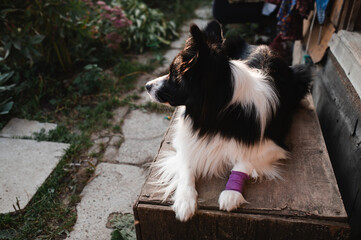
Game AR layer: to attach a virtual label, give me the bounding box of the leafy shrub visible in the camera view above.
[119,0,178,52]
[0,1,91,71]
[73,64,103,96]
[0,70,15,115]
[83,0,132,50]
[0,0,132,72]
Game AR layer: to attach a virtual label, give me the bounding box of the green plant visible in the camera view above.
[118,0,178,52]
[0,70,15,115]
[112,124,122,133]
[32,125,78,143]
[109,213,136,240]
[83,0,131,50]
[0,1,92,70]
[73,64,103,96]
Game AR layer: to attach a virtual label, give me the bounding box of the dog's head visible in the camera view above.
[145,21,232,108]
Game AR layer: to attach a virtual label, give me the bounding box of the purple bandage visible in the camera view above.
[225,171,249,193]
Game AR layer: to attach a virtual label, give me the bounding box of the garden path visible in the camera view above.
[67,5,212,240]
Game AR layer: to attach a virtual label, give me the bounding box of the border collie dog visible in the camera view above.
[146,21,312,222]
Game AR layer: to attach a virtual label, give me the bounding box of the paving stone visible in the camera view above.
[94,137,110,145]
[114,138,162,165]
[0,118,57,138]
[0,138,69,213]
[111,106,129,124]
[67,163,145,240]
[122,110,170,140]
[195,5,213,19]
[109,110,169,165]
[170,32,189,49]
[181,19,209,33]
[103,146,119,163]
[87,144,101,155]
[109,135,123,147]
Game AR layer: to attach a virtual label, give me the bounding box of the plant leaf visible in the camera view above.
[0,101,14,115]
[0,71,14,84]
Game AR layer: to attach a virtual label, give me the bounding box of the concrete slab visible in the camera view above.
[104,110,170,164]
[111,106,130,125]
[0,118,57,138]
[67,163,145,240]
[181,19,209,33]
[170,32,189,49]
[113,138,162,165]
[0,138,69,213]
[195,5,213,19]
[122,110,170,140]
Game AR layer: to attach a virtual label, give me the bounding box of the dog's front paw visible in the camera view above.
[172,188,198,222]
[218,190,248,212]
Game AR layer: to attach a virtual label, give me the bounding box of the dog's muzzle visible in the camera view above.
[145,75,167,102]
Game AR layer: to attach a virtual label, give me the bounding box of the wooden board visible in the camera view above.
[304,20,335,63]
[329,30,361,100]
[134,205,350,240]
[330,0,344,28]
[134,96,350,239]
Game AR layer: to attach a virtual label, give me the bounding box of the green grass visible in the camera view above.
[112,124,122,133]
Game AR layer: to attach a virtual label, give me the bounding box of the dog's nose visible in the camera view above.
[145,84,152,92]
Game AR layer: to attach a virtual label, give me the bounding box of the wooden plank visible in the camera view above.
[138,96,348,222]
[304,20,335,63]
[346,0,361,31]
[329,30,361,100]
[330,0,344,28]
[338,0,353,30]
[134,204,350,240]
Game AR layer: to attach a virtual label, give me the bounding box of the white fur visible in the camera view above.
[149,61,288,221]
[146,75,167,102]
[229,60,278,139]
[219,190,248,212]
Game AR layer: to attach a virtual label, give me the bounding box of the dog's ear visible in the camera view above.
[190,24,204,45]
[204,20,223,43]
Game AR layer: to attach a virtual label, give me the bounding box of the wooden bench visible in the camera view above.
[133,96,350,239]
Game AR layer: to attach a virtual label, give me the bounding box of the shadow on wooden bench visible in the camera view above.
[134,95,350,240]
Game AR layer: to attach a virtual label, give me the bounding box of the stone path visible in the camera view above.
[0,119,69,214]
[67,5,213,239]
[67,5,212,239]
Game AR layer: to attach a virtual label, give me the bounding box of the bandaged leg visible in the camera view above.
[219,170,249,211]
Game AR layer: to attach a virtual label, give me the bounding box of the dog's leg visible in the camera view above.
[171,159,198,222]
[219,162,250,212]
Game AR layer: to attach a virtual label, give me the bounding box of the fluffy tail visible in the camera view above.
[290,64,313,103]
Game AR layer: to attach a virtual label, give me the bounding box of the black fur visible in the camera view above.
[153,20,312,146]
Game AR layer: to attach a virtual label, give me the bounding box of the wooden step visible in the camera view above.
[133,95,350,240]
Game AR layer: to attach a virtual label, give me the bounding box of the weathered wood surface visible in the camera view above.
[329,30,361,100]
[134,95,350,239]
[134,205,350,240]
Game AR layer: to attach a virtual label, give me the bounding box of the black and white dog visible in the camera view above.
[145,21,312,222]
